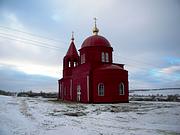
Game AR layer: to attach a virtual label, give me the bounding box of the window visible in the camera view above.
[102,52,109,62]
[81,54,85,64]
[119,83,125,95]
[80,55,83,64]
[105,53,109,62]
[101,52,105,62]
[68,61,71,67]
[74,61,76,67]
[98,83,104,96]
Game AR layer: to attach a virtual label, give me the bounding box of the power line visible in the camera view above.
[125,62,177,76]
[0,35,60,51]
[126,64,179,83]
[114,53,161,68]
[0,25,71,48]
[0,25,63,44]
[0,26,179,83]
[113,54,178,83]
[0,34,178,79]
[0,32,63,49]
[114,53,179,83]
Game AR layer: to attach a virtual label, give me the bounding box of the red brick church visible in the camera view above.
[58,20,129,103]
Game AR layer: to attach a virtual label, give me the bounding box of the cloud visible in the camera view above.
[165,57,180,65]
[0,0,180,90]
[0,65,58,92]
[129,68,180,89]
[3,12,24,29]
[0,60,61,78]
[159,66,180,74]
[0,11,64,78]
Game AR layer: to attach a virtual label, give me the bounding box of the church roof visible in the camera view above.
[81,18,111,49]
[81,35,111,48]
[94,64,124,71]
[66,41,78,57]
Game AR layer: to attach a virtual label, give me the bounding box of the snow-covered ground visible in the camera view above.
[130,89,180,96]
[0,95,180,135]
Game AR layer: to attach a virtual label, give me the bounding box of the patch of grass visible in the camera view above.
[64,112,87,117]
[157,129,180,135]
[47,99,78,104]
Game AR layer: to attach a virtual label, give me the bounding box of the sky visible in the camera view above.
[0,0,180,92]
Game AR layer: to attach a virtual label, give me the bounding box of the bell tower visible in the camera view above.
[63,32,79,77]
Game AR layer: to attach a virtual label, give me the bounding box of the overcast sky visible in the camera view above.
[0,0,180,92]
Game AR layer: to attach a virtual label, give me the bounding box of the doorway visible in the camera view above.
[77,85,81,101]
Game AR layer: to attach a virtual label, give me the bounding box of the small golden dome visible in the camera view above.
[93,18,99,35]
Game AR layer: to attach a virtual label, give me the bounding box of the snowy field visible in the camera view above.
[0,95,180,135]
[129,89,180,96]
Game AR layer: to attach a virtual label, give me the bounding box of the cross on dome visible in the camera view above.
[93,17,99,35]
[94,17,97,27]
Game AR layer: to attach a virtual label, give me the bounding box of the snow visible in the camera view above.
[0,95,180,135]
[130,89,180,96]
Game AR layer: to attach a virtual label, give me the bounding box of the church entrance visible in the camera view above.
[77,85,81,101]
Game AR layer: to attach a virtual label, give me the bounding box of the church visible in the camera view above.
[58,20,129,103]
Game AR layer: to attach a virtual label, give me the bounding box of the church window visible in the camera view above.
[83,54,85,63]
[98,83,104,96]
[74,61,76,67]
[119,83,125,95]
[81,54,85,64]
[68,61,71,67]
[101,52,105,62]
[105,52,109,62]
[81,55,82,64]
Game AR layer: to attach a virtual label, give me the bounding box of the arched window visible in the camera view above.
[105,52,109,62]
[80,55,83,64]
[119,83,125,95]
[68,61,71,67]
[81,54,85,64]
[83,54,85,63]
[74,61,76,67]
[101,52,105,62]
[98,83,104,96]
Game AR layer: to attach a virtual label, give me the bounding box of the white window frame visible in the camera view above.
[105,52,109,62]
[101,52,105,62]
[74,61,76,67]
[68,61,71,67]
[98,83,104,96]
[119,83,125,95]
